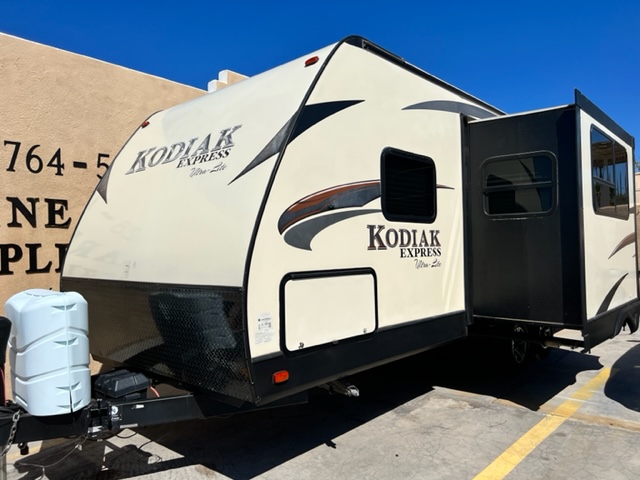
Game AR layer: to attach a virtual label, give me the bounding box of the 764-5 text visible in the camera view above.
[3,140,110,178]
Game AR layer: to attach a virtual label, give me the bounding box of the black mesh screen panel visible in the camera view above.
[61,278,254,402]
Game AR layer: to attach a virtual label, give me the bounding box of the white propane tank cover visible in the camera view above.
[4,289,91,416]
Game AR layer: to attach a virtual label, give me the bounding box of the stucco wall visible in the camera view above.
[0,33,205,312]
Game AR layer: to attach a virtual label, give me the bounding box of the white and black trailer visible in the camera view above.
[2,36,638,446]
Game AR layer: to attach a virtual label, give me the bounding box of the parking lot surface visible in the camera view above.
[6,330,640,479]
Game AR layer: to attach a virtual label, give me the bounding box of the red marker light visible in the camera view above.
[305,56,319,67]
[141,120,150,128]
[273,370,289,384]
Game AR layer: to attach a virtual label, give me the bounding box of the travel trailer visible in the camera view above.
[2,36,638,444]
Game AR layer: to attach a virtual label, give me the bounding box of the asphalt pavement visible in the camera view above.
[6,329,640,479]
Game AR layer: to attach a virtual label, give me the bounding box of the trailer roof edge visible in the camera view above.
[575,89,635,148]
[340,35,505,117]
[468,104,573,124]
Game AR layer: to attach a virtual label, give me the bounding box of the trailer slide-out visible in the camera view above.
[1,35,638,449]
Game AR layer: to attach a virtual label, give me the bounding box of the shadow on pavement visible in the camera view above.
[604,340,640,412]
[12,337,604,479]
[419,336,603,410]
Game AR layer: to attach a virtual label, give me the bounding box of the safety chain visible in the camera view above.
[1,410,21,457]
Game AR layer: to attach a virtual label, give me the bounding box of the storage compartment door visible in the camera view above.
[282,269,377,352]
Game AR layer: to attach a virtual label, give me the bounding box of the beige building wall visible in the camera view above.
[0,33,206,313]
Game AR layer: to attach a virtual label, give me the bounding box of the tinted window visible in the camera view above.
[591,127,629,219]
[483,153,556,216]
[381,148,436,223]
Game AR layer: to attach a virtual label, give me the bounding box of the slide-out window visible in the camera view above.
[591,127,629,219]
[482,152,556,216]
[381,147,436,223]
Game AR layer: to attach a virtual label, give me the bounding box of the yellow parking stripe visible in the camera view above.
[474,367,614,480]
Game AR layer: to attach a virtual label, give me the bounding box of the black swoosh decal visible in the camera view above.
[403,100,496,119]
[596,273,629,315]
[96,164,112,203]
[278,181,380,234]
[230,100,364,184]
[278,180,455,234]
[289,100,364,142]
[284,210,380,250]
[229,116,295,185]
[608,233,635,259]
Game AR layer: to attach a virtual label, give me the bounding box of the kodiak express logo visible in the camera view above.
[125,125,242,175]
[367,225,442,259]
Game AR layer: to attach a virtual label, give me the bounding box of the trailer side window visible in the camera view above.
[482,153,556,216]
[381,147,436,223]
[591,127,629,219]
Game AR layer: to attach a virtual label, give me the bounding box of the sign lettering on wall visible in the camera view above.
[3,140,109,178]
[1,139,110,276]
